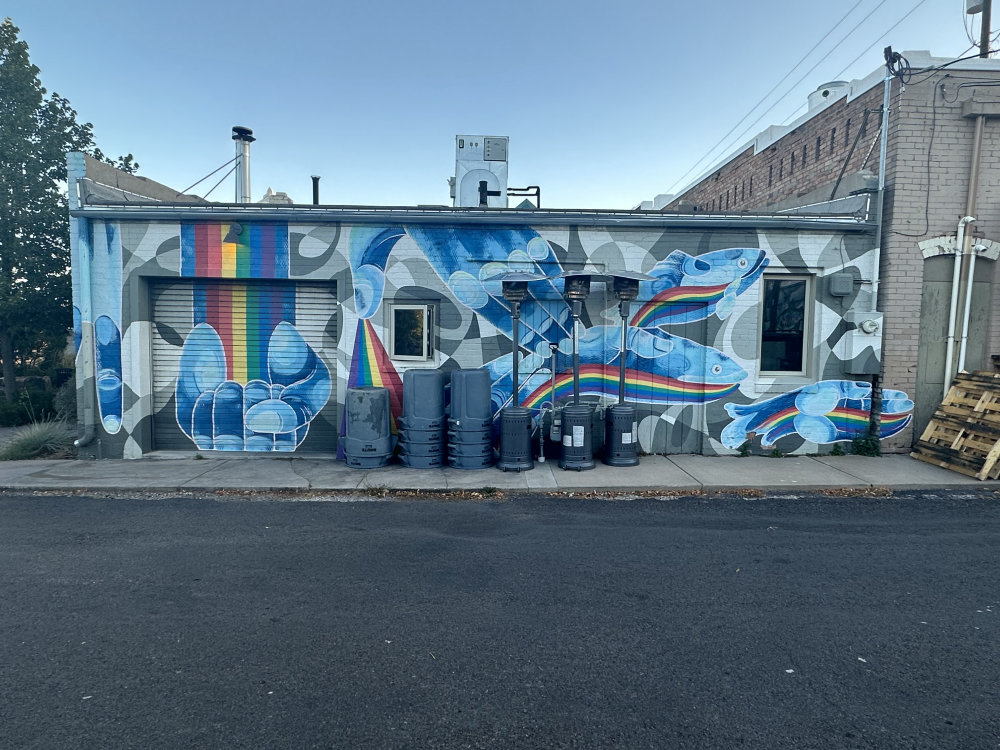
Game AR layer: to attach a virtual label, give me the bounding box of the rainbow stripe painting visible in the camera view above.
[348,319,404,425]
[630,281,731,328]
[520,364,741,409]
[181,223,289,278]
[194,282,295,382]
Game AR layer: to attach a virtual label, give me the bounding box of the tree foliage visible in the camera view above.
[0,17,136,401]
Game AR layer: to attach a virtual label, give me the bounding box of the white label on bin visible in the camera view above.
[622,431,632,444]
[573,425,584,447]
[563,434,572,446]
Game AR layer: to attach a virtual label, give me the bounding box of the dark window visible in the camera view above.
[768,165,773,187]
[734,184,738,204]
[816,137,821,161]
[726,192,729,209]
[760,277,808,373]
[830,128,836,153]
[845,119,851,147]
[750,176,753,196]
[791,153,796,174]
[779,160,783,180]
[742,180,746,200]
[802,144,807,166]
[390,304,433,360]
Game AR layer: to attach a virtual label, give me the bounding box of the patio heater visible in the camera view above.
[552,270,606,471]
[495,272,546,472]
[604,271,653,467]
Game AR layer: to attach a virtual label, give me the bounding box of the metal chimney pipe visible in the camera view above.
[232,126,255,203]
[311,175,320,205]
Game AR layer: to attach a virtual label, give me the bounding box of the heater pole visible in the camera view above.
[619,300,629,404]
[571,300,582,405]
[511,302,521,408]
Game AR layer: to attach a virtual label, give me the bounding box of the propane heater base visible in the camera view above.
[497,406,534,472]
[604,403,639,467]
[558,403,595,471]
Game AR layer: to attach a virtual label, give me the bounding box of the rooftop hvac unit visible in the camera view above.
[453,135,508,208]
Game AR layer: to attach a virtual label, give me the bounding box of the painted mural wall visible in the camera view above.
[71,215,912,458]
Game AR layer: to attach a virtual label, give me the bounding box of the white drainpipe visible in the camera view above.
[943,216,976,398]
[957,243,980,373]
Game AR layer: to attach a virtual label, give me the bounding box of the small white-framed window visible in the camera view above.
[758,275,813,376]
[388,303,434,361]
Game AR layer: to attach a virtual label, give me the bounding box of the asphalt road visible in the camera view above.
[0,490,997,749]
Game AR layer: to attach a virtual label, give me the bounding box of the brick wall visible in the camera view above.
[880,69,1000,448]
[664,85,886,213]
[665,66,1000,450]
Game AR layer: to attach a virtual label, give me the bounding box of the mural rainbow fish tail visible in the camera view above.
[403,226,571,350]
[174,224,331,452]
[720,380,914,449]
[631,248,769,328]
[490,324,748,413]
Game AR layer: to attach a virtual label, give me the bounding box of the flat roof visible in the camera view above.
[71,201,875,232]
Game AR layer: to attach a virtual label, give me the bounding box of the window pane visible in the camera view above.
[393,308,425,358]
[761,278,806,372]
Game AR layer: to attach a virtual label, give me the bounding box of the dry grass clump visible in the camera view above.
[0,420,74,460]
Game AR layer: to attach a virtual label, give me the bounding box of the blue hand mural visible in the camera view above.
[175,322,332,451]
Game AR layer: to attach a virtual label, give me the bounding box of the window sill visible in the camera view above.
[755,374,814,389]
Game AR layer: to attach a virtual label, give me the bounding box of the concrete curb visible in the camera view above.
[0,454,997,497]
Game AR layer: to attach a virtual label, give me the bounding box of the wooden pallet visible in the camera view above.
[910,371,1000,480]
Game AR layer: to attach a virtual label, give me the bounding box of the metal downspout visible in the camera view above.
[956,115,986,376]
[945,217,977,397]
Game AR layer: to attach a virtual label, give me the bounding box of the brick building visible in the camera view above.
[661,52,1000,449]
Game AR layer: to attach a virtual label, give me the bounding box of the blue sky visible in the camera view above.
[6,0,980,208]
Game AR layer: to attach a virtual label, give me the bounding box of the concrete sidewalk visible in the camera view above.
[0,453,995,495]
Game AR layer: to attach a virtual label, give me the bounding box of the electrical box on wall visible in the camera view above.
[843,311,883,375]
[454,135,509,208]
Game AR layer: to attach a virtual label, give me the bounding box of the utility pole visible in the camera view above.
[980,0,993,58]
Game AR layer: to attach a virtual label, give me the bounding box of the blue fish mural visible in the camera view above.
[632,248,769,327]
[721,380,914,448]
[487,325,748,411]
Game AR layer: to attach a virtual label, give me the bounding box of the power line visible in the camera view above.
[665,0,889,195]
[773,0,934,129]
[830,0,932,81]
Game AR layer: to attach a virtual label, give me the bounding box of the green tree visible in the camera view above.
[0,18,136,402]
